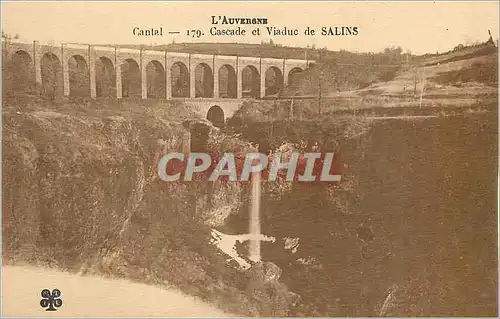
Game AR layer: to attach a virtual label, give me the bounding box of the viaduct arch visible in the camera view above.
[95,56,115,98]
[207,105,225,128]
[40,52,63,97]
[171,61,189,98]
[241,65,260,98]
[195,63,214,98]
[265,66,284,96]
[68,54,89,97]
[218,64,237,98]
[2,40,313,100]
[121,58,141,98]
[5,50,35,92]
[146,60,165,99]
[288,67,303,88]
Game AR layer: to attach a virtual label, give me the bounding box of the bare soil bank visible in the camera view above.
[2,265,230,317]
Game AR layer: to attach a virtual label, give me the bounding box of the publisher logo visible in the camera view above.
[40,289,62,311]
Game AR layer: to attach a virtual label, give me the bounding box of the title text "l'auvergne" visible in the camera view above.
[211,15,268,25]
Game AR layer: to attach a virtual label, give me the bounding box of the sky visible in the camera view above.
[2,1,499,54]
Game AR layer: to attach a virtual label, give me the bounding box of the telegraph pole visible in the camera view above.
[419,66,426,108]
[414,65,418,97]
[318,70,323,116]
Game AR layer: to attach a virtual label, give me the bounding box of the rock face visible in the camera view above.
[246,261,283,283]
[2,96,295,317]
[2,98,248,270]
[244,261,301,316]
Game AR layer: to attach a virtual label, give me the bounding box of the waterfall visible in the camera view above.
[249,170,261,263]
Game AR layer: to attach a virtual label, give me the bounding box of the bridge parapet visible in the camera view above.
[261,57,283,66]
[143,50,165,57]
[66,43,89,50]
[214,55,238,70]
[191,53,214,62]
[168,52,190,58]
[93,46,115,52]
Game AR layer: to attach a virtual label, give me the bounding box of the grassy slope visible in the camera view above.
[360,43,498,97]
[284,42,498,115]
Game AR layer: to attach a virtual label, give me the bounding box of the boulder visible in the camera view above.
[244,261,301,316]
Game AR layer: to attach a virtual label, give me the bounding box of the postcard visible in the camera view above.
[1,1,498,317]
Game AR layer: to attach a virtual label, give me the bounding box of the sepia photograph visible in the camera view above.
[1,1,499,317]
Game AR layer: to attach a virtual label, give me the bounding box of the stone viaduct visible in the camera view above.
[2,40,313,125]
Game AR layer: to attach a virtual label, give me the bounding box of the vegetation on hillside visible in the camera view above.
[2,93,302,316]
[431,59,498,87]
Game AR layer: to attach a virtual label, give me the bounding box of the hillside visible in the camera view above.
[279,40,498,116]
[2,37,498,317]
[2,94,307,317]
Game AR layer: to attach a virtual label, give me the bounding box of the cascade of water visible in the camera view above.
[249,170,261,263]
